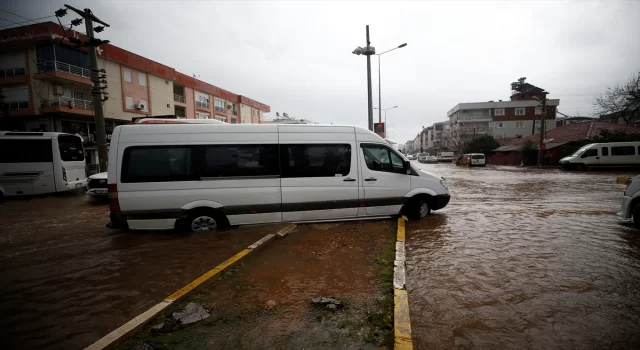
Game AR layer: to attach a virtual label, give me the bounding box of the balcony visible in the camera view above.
[196,100,210,109]
[34,61,92,85]
[230,110,238,116]
[40,96,93,116]
[174,94,186,104]
[214,106,225,113]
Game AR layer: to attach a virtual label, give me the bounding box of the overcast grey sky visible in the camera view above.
[6,0,640,142]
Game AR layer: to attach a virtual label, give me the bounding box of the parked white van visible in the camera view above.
[0,132,86,197]
[107,124,451,231]
[559,142,640,170]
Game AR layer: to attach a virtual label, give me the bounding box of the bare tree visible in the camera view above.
[595,72,640,125]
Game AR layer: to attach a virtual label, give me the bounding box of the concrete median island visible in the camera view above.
[112,220,397,349]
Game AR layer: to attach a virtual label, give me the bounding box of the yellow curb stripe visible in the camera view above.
[85,301,171,350]
[164,248,252,302]
[394,289,413,350]
[397,217,405,242]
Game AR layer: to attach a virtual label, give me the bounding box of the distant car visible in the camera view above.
[418,153,429,163]
[406,154,416,160]
[424,156,438,163]
[619,175,640,228]
[85,172,108,196]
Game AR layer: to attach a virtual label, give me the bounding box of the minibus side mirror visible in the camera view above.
[403,160,411,174]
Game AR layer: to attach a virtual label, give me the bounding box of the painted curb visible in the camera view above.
[276,223,297,238]
[85,301,171,350]
[85,225,296,350]
[394,217,413,350]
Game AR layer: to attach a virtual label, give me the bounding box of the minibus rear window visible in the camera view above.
[471,154,484,159]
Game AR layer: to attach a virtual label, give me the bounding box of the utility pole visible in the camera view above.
[366,25,374,131]
[60,4,110,172]
[378,53,382,124]
[537,94,547,166]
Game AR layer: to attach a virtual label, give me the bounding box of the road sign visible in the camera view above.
[374,122,385,138]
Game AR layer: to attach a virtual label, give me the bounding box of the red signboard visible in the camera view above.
[374,122,386,138]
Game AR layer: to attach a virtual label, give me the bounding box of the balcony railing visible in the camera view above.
[37,61,91,79]
[196,101,210,108]
[174,94,186,103]
[214,106,225,112]
[41,96,93,110]
[230,110,238,116]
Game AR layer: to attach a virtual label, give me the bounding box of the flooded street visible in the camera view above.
[406,163,640,349]
[0,193,279,349]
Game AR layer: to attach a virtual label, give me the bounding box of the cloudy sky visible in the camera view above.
[6,0,640,142]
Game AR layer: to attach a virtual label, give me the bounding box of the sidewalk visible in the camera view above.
[116,220,396,349]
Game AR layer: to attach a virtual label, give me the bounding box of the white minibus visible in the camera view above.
[559,142,640,170]
[0,132,86,197]
[107,124,450,231]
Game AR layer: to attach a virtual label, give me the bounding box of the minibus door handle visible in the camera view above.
[365,177,377,182]
[343,177,356,182]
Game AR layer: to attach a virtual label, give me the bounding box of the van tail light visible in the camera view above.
[108,184,120,212]
[62,167,67,182]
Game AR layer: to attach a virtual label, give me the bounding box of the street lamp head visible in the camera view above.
[392,105,398,109]
[352,47,363,55]
[398,43,407,48]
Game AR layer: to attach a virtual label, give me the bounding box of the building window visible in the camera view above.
[214,99,225,112]
[230,117,237,124]
[515,121,525,128]
[122,146,193,183]
[125,96,134,110]
[140,99,149,112]
[138,72,147,87]
[123,68,132,83]
[196,112,210,119]
[535,107,542,115]
[495,122,504,128]
[2,86,30,110]
[195,92,210,108]
[281,144,351,178]
[361,144,405,174]
[203,145,279,178]
[515,108,525,116]
[214,115,226,122]
[611,146,636,156]
[494,108,505,116]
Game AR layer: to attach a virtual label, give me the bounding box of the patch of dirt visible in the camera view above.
[119,220,396,349]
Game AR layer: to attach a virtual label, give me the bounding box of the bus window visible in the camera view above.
[58,135,85,162]
[0,139,53,163]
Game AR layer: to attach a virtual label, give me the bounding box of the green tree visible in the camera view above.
[463,135,500,155]
[589,129,640,142]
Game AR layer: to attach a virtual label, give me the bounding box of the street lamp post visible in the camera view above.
[377,43,407,123]
[352,26,376,131]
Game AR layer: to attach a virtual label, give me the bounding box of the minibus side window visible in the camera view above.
[611,146,635,156]
[362,144,405,174]
[602,147,609,156]
[0,139,53,163]
[581,149,598,158]
[202,145,279,178]
[280,144,351,178]
[122,146,193,183]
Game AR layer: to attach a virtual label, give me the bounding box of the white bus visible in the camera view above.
[0,132,87,197]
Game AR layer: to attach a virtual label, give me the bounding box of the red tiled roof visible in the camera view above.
[503,121,640,147]
[495,137,518,145]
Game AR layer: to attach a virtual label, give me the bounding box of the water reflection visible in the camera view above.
[406,163,640,349]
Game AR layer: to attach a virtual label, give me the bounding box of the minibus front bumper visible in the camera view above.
[432,194,451,211]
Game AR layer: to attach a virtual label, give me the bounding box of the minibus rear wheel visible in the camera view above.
[184,209,227,233]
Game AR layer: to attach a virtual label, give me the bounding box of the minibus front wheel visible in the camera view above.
[403,195,431,220]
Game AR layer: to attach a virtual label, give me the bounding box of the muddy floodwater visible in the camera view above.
[0,193,278,349]
[407,163,640,349]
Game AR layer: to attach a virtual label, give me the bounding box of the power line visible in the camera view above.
[0,14,56,29]
[0,16,21,26]
[0,9,41,23]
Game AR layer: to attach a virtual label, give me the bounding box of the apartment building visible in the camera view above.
[447,79,559,141]
[0,22,269,139]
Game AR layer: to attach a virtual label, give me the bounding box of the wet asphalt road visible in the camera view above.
[406,162,640,349]
[1,164,640,349]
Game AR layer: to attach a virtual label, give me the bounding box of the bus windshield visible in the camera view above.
[58,135,84,162]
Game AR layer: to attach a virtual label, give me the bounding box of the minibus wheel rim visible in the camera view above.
[419,202,430,218]
[190,216,217,232]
